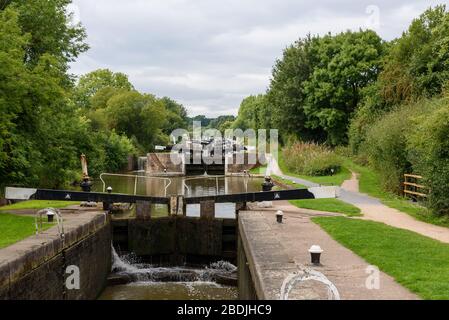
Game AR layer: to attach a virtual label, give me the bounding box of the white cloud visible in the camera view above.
[70,0,449,117]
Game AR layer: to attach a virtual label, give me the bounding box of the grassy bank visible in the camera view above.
[0,200,79,211]
[278,152,351,186]
[272,175,307,189]
[290,199,361,216]
[0,213,54,249]
[249,165,267,175]
[271,174,360,216]
[313,216,449,299]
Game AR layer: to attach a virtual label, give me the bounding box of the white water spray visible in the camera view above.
[111,245,237,284]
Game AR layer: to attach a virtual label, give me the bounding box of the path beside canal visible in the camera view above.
[269,156,449,244]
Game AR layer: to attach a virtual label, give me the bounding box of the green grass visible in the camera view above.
[0,200,79,211]
[0,213,54,249]
[249,165,267,175]
[342,158,449,228]
[278,152,351,186]
[272,175,307,189]
[313,216,449,299]
[290,199,361,216]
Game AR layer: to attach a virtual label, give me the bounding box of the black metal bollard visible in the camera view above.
[262,176,274,192]
[80,177,92,192]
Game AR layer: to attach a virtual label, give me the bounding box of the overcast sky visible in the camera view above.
[69,0,449,117]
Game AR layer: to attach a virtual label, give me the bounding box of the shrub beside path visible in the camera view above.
[268,156,449,243]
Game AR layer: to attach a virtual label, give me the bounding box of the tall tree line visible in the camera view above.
[233,5,449,148]
[0,1,189,190]
[232,5,449,214]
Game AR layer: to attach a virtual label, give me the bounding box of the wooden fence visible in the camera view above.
[403,174,427,199]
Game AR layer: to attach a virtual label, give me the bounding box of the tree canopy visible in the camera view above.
[0,2,190,190]
[234,30,384,145]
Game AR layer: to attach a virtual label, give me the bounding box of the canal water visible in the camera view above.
[97,174,261,300]
[99,247,238,300]
[100,282,237,300]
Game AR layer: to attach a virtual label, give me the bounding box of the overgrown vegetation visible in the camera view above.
[282,142,342,176]
[278,151,351,186]
[313,217,449,299]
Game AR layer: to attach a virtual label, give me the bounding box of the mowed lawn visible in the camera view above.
[272,175,307,189]
[0,213,53,249]
[272,174,361,216]
[313,216,449,300]
[0,200,78,211]
[290,199,361,216]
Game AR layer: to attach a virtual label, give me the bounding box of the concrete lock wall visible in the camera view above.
[225,153,258,174]
[0,214,111,300]
[147,153,184,175]
[237,232,258,300]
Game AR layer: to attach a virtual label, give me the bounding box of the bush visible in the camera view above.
[103,131,136,172]
[361,101,433,193]
[282,142,342,176]
[348,83,389,154]
[362,108,410,193]
[407,101,449,215]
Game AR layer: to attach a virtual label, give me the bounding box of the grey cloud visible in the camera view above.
[70,0,449,117]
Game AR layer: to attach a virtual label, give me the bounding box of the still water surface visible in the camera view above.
[98,174,258,299]
[99,282,237,300]
[93,174,264,218]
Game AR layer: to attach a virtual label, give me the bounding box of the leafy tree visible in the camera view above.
[101,131,136,173]
[265,30,384,145]
[75,69,134,109]
[302,30,384,145]
[0,8,73,188]
[0,8,28,179]
[267,35,321,143]
[380,5,449,103]
[189,115,211,127]
[0,1,103,188]
[106,91,167,151]
[2,0,88,76]
[350,6,449,154]
[160,97,189,135]
[232,95,265,131]
[208,115,235,132]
